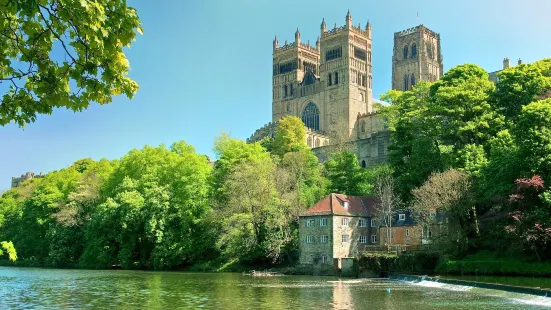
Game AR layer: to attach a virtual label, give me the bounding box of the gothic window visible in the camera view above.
[361,160,366,168]
[404,74,409,90]
[302,103,320,131]
[328,73,332,86]
[354,47,367,61]
[359,93,364,102]
[403,45,409,59]
[357,72,361,85]
[284,85,288,97]
[279,59,298,74]
[411,73,416,87]
[362,74,367,87]
[307,136,312,147]
[326,47,343,61]
[369,76,372,88]
[287,103,291,113]
[368,51,372,62]
[290,84,294,96]
[411,43,417,57]
[324,140,329,146]
[361,121,366,132]
[334,72,339,85]
[315,138,320,147]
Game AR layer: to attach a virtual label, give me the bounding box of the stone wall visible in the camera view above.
[332,215,374,259]
[298,215,333,265]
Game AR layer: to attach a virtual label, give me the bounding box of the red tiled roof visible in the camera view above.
[300,193,377,217]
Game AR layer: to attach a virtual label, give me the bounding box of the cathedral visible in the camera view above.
[248,11,444,166]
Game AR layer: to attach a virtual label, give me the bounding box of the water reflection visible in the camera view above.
[1,267,550,309]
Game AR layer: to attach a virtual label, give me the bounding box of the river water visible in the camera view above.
[1,267,550,309]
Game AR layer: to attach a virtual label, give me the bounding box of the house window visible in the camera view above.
[360,235,368,243]
[371,219,376,227]
[320,218,328,226]
[342,235,350,243]
[359,219,367,227]
[406,229,410,237]
[320,235,329,243]
[306,235,315,243]
[371,235,377,243]
[306,219,315,227]
[399,214,406,221]
[342,218,349,226]
[322,255,328,264]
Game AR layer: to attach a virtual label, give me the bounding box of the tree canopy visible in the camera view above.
[0,0,142,127]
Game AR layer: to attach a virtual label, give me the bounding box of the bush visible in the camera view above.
[356,252,442,276]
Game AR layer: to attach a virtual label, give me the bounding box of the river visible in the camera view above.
[1,267,550,309]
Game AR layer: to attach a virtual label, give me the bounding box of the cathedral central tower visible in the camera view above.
[272,10,373,142]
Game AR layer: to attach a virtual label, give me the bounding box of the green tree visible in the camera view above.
[272,116,307,155]
[493,63,551,120]
[0,0,142,126]
[0,241,17,261]
[324,151,370,196]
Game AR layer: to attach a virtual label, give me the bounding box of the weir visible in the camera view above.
[390,274,551,298]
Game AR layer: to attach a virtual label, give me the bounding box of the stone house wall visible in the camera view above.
[298,215,333,265]
[332,215,374,259]
[379,226,423,246]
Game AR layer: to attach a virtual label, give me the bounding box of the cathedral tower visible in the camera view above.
[391,25,443,91]
[272,10,373,141]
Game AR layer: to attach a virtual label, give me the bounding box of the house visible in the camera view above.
[298,193,378,266]
[379,211,447,247]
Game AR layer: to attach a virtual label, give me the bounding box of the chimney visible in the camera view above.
[503,57,510,69]
[518,58,522,65]
[343,201,349,209]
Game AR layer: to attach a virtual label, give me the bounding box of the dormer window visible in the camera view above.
[399,214,406,221]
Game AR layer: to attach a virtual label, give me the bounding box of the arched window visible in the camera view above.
[334,72,339,85]
[324,140,329,146]
[361,160,366,168]
[328,73,332,86]
[283,85,288,97]
[404,75,409,90]
[302,103,320,131]
[403,45,409,59]
[361,121,366,132]
[411,43,417,57]
[307,136,312,147]
[411,73,416,87]
[315,138,320,147]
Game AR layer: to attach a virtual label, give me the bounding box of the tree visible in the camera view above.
[493,63,551,120]
[373,172,401,248]
[324,151,370,196]
[0,0,142,127]
[0,241,17,261]
[411,169,474,255]
[272,116,307,155]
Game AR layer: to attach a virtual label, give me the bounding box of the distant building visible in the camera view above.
[298,193,378,266]
[11,172,45,188]
[392,25,444,91]
[488,57,523,84]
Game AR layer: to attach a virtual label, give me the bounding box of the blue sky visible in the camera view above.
[1,0,550,190]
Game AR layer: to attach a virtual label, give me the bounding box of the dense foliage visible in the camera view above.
[380,58,551,263]
[0,0,142,127]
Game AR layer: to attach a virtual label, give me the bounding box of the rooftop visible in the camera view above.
[300,193,377,217]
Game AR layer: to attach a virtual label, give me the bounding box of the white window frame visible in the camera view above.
[359,218,367,227]
[371,235,377,244]
[371,219,376,227]
[342,217,349,226]
[322,255,328,264]
[320,235,329,243]
[306,235,314,243]
[399,214,406,221]
[406,229,410,237]
[306,219,315,227]
[360,235,367,244]
[342,235,350,243]
[320,218,328,227]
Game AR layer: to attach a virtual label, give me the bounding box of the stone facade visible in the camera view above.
[391,25,443,91]
[11,172,45,188]
[298,194,378,265]
[488,57,523,84]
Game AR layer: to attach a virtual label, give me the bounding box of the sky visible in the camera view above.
[1,0,550,190]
